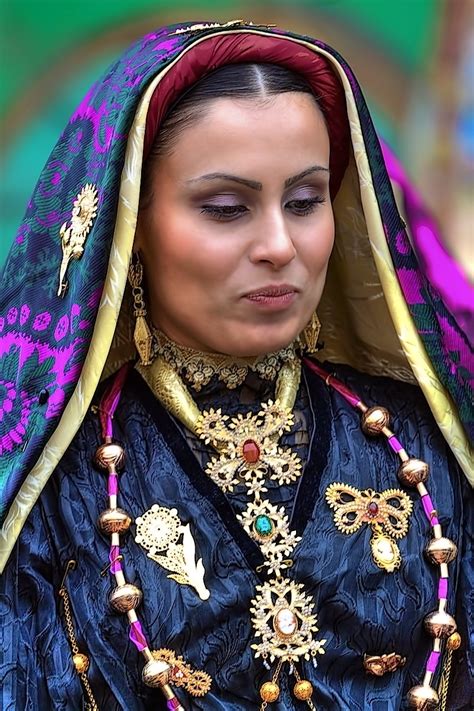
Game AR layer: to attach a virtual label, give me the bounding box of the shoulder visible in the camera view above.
[304,359,459,471]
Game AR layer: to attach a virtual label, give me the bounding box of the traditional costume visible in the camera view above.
[0,21,472,711]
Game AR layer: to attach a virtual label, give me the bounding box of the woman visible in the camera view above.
[0,20,472,711]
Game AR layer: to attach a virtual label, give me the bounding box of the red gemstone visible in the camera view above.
[242,439,260,464]
[367,501,379,516]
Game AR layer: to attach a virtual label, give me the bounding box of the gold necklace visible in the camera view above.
[151,328,299,391]
[138,356,326,707]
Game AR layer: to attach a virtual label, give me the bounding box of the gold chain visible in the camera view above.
[58,561,100,711]
[438,648,453,711]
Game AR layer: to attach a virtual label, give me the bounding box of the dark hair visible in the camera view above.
[140,63,323,207]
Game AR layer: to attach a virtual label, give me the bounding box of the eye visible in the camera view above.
[200,204,249,221]
[285,196,326,216]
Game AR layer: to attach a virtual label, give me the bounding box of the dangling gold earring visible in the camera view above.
[298,312,322,354]
[128,253,153,366]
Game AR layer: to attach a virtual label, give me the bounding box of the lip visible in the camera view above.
[242,284,299,310]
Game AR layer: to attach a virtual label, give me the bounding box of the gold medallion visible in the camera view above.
[58,183,98,297]
[135,505,210,600]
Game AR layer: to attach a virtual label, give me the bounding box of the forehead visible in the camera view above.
[157,93,330,179]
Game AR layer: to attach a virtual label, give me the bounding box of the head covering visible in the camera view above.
[0,21,472,571]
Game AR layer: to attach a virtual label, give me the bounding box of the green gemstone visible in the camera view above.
[254,514,274,538]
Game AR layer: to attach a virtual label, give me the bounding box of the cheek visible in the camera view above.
[303,211,335,272]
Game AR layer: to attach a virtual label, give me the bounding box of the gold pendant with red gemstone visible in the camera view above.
[325,483,413,572]
[195,400,302,495]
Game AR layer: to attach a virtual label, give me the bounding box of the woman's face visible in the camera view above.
[136,91,334,356]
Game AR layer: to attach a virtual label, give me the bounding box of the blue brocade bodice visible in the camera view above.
[1,363,472,710]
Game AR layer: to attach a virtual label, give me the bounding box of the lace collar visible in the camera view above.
[151,328,299,392]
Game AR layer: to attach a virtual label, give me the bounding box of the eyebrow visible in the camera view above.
[186,165,330,192]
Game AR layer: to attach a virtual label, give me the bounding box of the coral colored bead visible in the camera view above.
[242,439,260,464]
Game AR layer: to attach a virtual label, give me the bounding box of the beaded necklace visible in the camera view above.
[92,358,459,710]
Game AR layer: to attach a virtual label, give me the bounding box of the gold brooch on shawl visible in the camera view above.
[58,183,98,297]
[325,483,413,572]
[135,505,210,601]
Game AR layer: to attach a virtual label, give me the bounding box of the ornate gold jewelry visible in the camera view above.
[129,253,153,366]
[363,652,406,676]
[325,483,413,572]
[135,504,209,600]
[251,579,326,663]
[151,649,211,697]
[297,312,321,354]
[138,356,325,706]
[58,183,98,297]
[152,327,298,391]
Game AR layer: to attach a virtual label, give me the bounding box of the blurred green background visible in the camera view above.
[1,0,472,273]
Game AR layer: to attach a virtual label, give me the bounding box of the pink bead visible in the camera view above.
[129,620,148,651]
[109,545,122,573]
[303,358,361,406]
[421,494,439,525]
[108,474,118,496]
[167,700,181,711]
[388,435,403,453]
[426,650,441,673]
[438,578,448,599]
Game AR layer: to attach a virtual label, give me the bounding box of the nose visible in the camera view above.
[249,209,296,269]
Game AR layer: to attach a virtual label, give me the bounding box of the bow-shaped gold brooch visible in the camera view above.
[325,483,413,572]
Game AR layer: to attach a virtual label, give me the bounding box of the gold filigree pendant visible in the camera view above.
[251,578,326,663]
[252,578,325,705]
[325,483,413,572]
[370,525,402,572]
[197,400,302,495]
[135,505,210,600]
[237,500,301,577]
[58,183,98,297]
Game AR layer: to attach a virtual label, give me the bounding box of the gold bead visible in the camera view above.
[406,684,439,709]
[260,681,280,703]
[293,679,313,701]
[94,442,125,471]
[98,508,132,535]
[425,537,457,565]
[72,652,89,674]
[397,458,429,487]
[361,407,390,435]
[447,631,461,650]
[109,583,142,613]
[424,610,457,639]
[142,658,171,687]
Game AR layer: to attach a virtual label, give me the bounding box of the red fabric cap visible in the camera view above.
[143,33,350,197]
